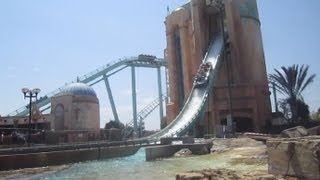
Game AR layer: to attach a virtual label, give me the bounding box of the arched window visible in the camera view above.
[54,104,65,130]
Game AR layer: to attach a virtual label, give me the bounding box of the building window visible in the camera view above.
[174,30,185,110]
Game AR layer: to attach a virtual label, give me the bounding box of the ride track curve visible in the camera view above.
[8,32,224,144]
[145,33,224,141]
[7,56,167,117]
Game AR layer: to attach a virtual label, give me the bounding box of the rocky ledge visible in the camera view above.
[267,135,320,179]
[176,168,279,180]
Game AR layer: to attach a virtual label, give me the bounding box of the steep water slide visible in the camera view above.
[146,33,224,141]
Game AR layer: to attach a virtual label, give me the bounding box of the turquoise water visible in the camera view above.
[38,148,267,180]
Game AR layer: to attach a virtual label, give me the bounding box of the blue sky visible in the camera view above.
[259,0,320,112]
[0,0,319,130]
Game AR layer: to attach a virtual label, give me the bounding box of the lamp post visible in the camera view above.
[21,87,41,146]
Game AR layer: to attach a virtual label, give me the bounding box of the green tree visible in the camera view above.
[104,120,124,129]
[311,108,320,121]
[269,64,316,125]
[296,99,310,124]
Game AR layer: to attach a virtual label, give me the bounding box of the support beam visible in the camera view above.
[131,66,138,137]
[106,66,128,78]
[157,67,164,129]
[90,66,129,86]
[103,74,119,122]
[40,105,51,113]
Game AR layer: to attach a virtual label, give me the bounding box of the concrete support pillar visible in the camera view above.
[131,66,138,137]
[157,67,164,128]
[103,74,119,122]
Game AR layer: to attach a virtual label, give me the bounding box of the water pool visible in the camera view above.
[37,147,267,180]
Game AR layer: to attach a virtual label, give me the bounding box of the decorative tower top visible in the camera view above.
[234,0,260,24]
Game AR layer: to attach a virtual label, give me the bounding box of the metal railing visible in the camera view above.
[124,94,167,138]
[126,93,167,128]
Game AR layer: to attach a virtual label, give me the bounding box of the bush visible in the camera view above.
[104,120,124,129]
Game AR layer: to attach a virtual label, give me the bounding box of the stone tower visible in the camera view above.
[165,0,271,134]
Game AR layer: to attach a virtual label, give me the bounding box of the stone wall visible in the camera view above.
[0,145,140,171]
[267,136,320,179]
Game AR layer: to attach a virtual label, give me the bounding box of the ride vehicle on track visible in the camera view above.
[194,62,212,88]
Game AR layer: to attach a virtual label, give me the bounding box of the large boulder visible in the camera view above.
[308,126,320,135]
[267,136,320,179]
[176,169,266,180]
[174,148,192,157]
[210,138,264,153]
[279,126,308,138]
[176,172,204,180]
[210,144,230,153]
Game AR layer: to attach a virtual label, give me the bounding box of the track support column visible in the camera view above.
[131,66,138,137]
[157,66,164,129]
[103,74,119,122]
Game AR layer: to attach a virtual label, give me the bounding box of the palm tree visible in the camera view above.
[269,64,316,124]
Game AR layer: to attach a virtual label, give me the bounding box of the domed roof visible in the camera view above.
[59,83,97,97]
[173,2,191,13]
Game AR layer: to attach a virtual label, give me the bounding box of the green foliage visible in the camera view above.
[269,64,315,125]
[278,99,291,121]
[311,108,320,121]
[123,125,133,138]
[104,120,124,129]
[269,64,316,100]
[296,99,310,124]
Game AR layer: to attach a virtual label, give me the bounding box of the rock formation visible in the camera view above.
[279,126,309,138]
[267,136,320,179]
[174,148,192,157]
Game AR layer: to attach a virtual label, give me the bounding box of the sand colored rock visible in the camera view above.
[176,168,280,180]
[308,126,320,135]
[176,169,240,180]
[176,172,205,180]
[177,138,273,179]
[279,126,309,138]
[210,137,265,153]
[267,136,320,179]
[174,148,192,157]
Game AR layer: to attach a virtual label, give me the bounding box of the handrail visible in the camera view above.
[124,94,167,138]
[126,93,167,127]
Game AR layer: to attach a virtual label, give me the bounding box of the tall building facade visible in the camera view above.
[165,0,271,134]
